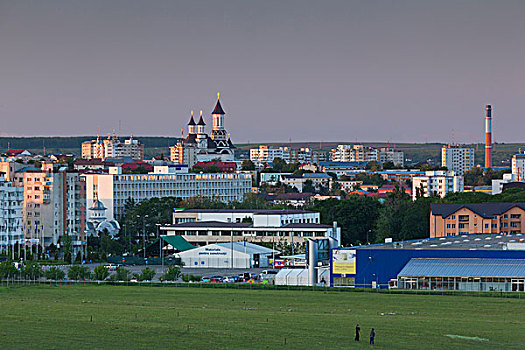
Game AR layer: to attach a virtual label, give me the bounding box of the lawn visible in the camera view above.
[0,285,523,349]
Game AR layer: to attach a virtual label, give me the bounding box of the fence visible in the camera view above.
[1,278,524,299]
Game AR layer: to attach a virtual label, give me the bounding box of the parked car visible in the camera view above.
[206,277,223,283]
[239,272,258,282]
[223,276,238,283]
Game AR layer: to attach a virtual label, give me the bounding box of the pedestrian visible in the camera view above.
[355,324,360,341]
[369,328,375,345]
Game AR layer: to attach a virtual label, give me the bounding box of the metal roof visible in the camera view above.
[215,241,278,255]
[356,233,525,251]
[159,235,195,252]
[398,258,525,278]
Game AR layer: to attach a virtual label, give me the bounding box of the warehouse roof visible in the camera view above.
[173,209,314,215]
[398,258,525,278]
[162,221,331,230]
[215,242,278,255]
[356,233,525,251]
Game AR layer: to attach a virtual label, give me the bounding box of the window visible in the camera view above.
[511,214,521,219]
[484,224,489,229]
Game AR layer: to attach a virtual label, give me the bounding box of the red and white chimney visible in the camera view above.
[484,105,492,168]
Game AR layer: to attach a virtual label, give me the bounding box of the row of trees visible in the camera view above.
[0,262,184,282]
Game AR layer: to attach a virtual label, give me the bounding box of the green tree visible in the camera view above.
[241,159,256,171]
[22,262,43,280]
[0,261,17,279]
[93,265,109,281]
[61,234,73,264]
[44,266,65,281]
[161,265,181,281]
[303,179,315,194]
[112,267,132,282]
[138,267,156,281]
[68,265,91,280]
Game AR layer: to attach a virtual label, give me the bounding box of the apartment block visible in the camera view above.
[378,148,404,167]
[412,170,463,200]
[82,166,252,221]
[512,152,525,181]
[82,134,144,161]
[0,175,24,251]
[441,145,475,176]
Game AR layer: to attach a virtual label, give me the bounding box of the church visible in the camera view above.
[170,94,236,167]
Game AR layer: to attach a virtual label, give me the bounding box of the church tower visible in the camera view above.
[187,110,196,135]
[211,92,228,144]
[196,110,207,149]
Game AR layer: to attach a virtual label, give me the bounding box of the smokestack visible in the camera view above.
[484,105,492,169]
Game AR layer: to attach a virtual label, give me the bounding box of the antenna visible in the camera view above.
[451,128,455,146]
[43,140,46,156]
[118,120,122,139]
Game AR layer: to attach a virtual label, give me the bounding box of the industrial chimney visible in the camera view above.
[484,105,492,169]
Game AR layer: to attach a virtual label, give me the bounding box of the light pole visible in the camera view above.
[137,215,149,260]
[156,223,163,271]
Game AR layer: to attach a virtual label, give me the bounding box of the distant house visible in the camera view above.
[377,184,411,196]
[5,149,31,157]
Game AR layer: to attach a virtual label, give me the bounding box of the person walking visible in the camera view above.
[354,324,360,341]
[369,328,376,345]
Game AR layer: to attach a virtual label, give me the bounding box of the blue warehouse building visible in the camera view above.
[330,233,525,291]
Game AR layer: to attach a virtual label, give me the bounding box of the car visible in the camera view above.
[207,277,223,283]
[104,264,118,271]
[239,272,258,282]
[223,276,238,283]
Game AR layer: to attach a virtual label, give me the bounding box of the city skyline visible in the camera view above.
[1,1,525,143]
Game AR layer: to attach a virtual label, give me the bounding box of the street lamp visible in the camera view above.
[137,215,149,260]
[156,223,163,272]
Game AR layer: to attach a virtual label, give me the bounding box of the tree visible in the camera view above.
[137,267,156,281]
[303,180,315,194]
[61,234,73,264]
[241,159,255,171]
[161,265,181,281]
[44,266,65,281]
[272,157,288,172]
[365,161,382,171]
[68,265,91,280]
[112,267,132,282]
[93,265,110,281]
[0,261,17,279]
[382,161,395,170]
[22,262,43,280]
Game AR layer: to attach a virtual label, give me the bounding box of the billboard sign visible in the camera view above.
[332,249,356,274]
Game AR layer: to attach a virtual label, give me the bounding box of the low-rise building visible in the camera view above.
[162,209,340,246]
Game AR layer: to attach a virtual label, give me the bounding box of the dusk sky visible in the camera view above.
[1,1,524,143]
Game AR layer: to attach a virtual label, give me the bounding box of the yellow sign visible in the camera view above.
[332,249,356,274]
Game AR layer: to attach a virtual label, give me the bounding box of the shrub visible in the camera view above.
[139,267,156,281]
[93,265,109,281]
[161,266,181,281]
[113,267,132,282]
[44,266,65,281]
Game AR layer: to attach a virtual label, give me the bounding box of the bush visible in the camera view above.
[138,267,156,281]
[93,265,109,281]
[161,266,181,281]
[44,266,65,281]
[112,267,132,282]
[22,262,43,280]
[68,265,91,280]
[182,274,200,282]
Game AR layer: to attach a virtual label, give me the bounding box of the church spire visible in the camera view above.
[212,92,225,115]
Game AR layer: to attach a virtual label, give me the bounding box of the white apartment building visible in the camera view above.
[0,176,24,253]
[379,148,404,167]
[330,145,378,162]
[82,134,144,161]
[250,145,290,164]
[21,166,86,249]
[82,166,252,221]
[162,209,341,246]
[412,170,464,200]
[512,152,525,181]
[492,173,520,195]
[441,145,475,176]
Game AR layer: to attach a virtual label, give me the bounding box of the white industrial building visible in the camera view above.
[162,209,341,246]
[82,166,252,220]
[412,170,464,200]
[176,241,279,268]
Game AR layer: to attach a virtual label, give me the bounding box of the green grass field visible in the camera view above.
[0,285,524,349]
